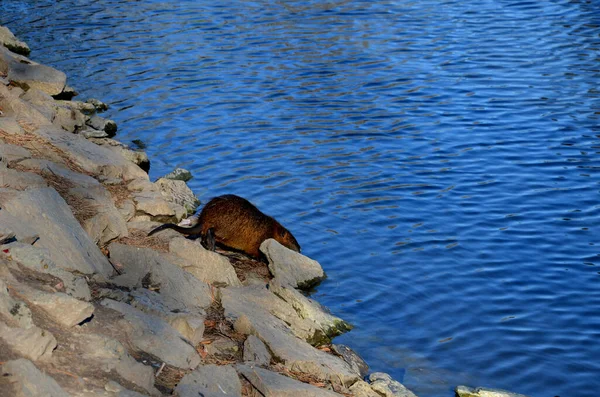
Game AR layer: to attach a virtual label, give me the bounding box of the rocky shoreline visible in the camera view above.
[0,26,527,397]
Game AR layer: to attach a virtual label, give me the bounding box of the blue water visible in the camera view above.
[2,1,600,396]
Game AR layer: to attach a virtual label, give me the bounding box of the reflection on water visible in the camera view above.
[2,0,600,395]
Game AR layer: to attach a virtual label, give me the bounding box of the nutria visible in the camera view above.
[148,194,300,258]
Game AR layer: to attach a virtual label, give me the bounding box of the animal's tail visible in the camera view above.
[147,223,202,236]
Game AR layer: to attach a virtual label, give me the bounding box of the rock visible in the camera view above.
[175,365,242,397]
[0,167,48,190]
[54,99,96,115]
[86,115,117,137]
[368,373,418,397]
[103,381,150,397]
[131,192,176,222]
[20,88,56,121]
[205,337,239,356]
[1,359,70,397]
[0,26,30,55]
[80,127,109,139]
[89,138,149,172]
[2,242,92,300]
[0,321,57,361]
[168,238,240,287]
[349,381,381,397]
[455,386,530,397]
[155,177,200,214]
[168,313,206,345]
[31,125,149,181]
[86,98,108,112]
[54,85,78,100]
[260,239,326,289]
[0,188,115,276]
[238,364,345,397]
[101,299,201,369]
[77,334,158,396]
[331,345,369,378]
[0,278,33,328]
[0,47,67,96]
[0,143,32,164]
[221,286,359,387]
[0,116,25,135]
[161,167,192,182]
[222,284,343,345]
[269,282,352,342]
[15,284,94,327]
[53,101,87,132]
[0,84,53,130]
[17,158,128,246]
[108,243,212,310]
[243,335,271,365]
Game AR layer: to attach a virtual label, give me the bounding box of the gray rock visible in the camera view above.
[86,114,117,136]
[80,127,109,139]
[117,199,136,222]
[260,239,326,289]
[175,364,242,397]
[53,102,87,132]
[0,278,33,328]
[0,26,30,55]
[221,286,359,388]
[168,238,240,287]
[349,381,381,397]
[1,359,70,397]
[0,321,57,361]
[155,177,200,214]
[0,143,32,164]
[331,345,369,378]
[222,284,341,345]
[54,99,96,115]
[0,167,48,190]
[17,158,128,246]
[77,334,159,396]
[0,84,53,130]
[368,372,418,397]
[0,188,114,276]
[2,242,91,300]
[243,335,271,365]
[89,138,149,172]
[15,284,94,327]
[31,125,148,181]
[167,313,206,346]
[103,381,151,397]
[108,243,212,310]
[455,386,530,397]
[20,88,57,121]
[238,364,345,397]
[131,191,176,222]
[205,337,239,357]
[0,116,25,135]
[269,281,352,342]
[86,98,108,112]
[162,167,192,182]
[101,299,201,369]
[0,47,67,96]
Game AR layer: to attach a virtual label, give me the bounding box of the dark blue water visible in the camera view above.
[3,1,600,395]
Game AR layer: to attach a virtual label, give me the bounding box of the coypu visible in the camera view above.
[148,194,300,258]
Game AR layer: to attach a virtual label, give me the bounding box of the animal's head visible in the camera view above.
[274,223,301,253]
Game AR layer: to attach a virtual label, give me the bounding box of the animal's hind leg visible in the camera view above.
[202,227,216,251]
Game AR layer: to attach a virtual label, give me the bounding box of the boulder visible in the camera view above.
[77,334,159,396]
[175,365,242,397]
[86,98,108,112]
[86,114,117,136]
[0,47,66,96]
[14,283,94,327]
[222,284,345,345]
[0,277,33,328]
[89,138,149,172]
[331,345,369,379]
[168,238,240,287]
[0,143,32,164]
[221,286,359,387]
[260,239,326,289]
[349,381,381,397]
[0,26,30,55]
[455,386,530,397]
[2,242,91,300]
[243,335,271,365]
[368,373,418,397]
[161,167,192,182]
[1,359,70,397]
[0,321,57,361]
[108,243,212,310]
[101,299,201,369]
[0,167,48,190]
[237,364,345,397]
[0,188,114,276]
[155,177,200,214]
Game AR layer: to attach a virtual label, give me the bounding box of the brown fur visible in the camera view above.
[148,194,300,258]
